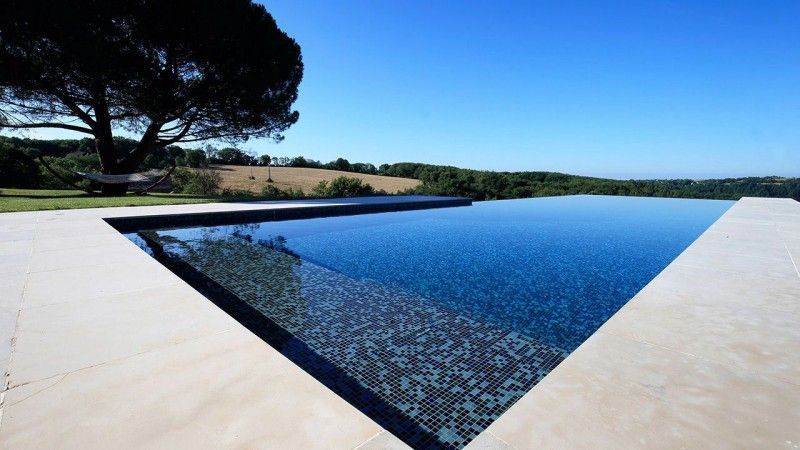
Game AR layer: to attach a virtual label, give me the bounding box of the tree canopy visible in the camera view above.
[0,0,302,192]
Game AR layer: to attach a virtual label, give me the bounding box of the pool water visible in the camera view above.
[128,195,732,449]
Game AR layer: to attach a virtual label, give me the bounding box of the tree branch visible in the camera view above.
[156,120,195,145]
[0,122,95,134]
[51,91,98,130]
[0,99,72,116]
[118,118,164,171]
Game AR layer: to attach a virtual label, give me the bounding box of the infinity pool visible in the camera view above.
[128,195,732,449]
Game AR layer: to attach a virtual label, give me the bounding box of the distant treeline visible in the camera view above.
[383,162,800,201]
[1,136,798,200]
[0,136,385,172]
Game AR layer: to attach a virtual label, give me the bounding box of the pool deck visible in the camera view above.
[0,195,798,448]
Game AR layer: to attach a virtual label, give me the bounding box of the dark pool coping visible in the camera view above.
[105,196,472,232]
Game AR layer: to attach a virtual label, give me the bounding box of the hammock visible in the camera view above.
[38,155,176,195]
[75,169,169,184]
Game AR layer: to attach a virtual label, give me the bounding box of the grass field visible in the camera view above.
[0,166,419,212]
[0,189,215,213]
[212,165,420,194]
[0,167,420,212]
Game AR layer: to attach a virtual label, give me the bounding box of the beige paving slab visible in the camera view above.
[779,230,800,244]
[695,228,786,246]
[22,259,180,308]
[0,240,32,256]
[672,247,799,280]
[776,221,800,232]
[708,223,777,239]
[31,221,120,239]
[786,242,800,273]
[355,431,412,450]
[0,253,29,276]
[32,232,133,252]
[0,222,36,233]
[0,307,20,380]
[0,273,26,310]
[0,329,382,450]
[8,283,239,386]
[773,212,800,222]
[0,211,41,224]
[462,432,514,449]
[0,274,26,371]
[601,284,800,384]
[684,232,790,259]
[27,241,150,273]
[0,230,35,242]
[640,262,800,313]
[487,332,800,450]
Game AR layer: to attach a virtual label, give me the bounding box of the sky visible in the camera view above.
[20,0,800,179]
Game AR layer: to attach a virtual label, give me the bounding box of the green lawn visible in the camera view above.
[0,188,217,212]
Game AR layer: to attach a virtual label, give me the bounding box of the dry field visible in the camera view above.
[209,164,420,194]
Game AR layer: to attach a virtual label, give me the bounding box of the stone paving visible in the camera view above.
[0,196,797,449]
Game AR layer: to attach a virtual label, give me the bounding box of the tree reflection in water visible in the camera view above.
[231,223,299,258]
[139,229,307,333]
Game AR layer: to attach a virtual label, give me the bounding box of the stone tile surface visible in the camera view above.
[22,260,180,308]
[9,283,239,386]
[0,307,19,380]
[27,241,150,273]
[640,263,800,313]
[0,329,382,449]
[0,239,32,256]
[355,431,413,450]
[463,432,514,449]
[0,253,29,276]
[602,284,800,383]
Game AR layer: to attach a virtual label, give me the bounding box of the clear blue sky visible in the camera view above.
[23,1,800,179]
[261,0,799,178]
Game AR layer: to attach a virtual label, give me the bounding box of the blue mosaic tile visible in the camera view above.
[139,232,567,449]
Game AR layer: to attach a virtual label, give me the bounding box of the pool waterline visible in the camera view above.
[127,195,733,449]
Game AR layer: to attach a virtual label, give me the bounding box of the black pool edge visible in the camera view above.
[104,196,472,232]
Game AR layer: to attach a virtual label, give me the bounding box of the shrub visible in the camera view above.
[261,184,306,200]
[171,167,221,195]
[312,176,375,197]
[175,149,208,169]
[0,144,41,188]
[220,188,257,198]
[35,152,101,189]
[176,149,207,168]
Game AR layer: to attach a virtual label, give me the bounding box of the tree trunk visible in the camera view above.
[100,182,129,195]
[95,136,118,174]
[95,137,130,196]
[92,111,159,195]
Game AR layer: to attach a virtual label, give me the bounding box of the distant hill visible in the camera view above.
[380,162,800,201]
[1,136,797,200]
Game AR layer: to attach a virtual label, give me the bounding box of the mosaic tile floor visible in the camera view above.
[139,232,566,449]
